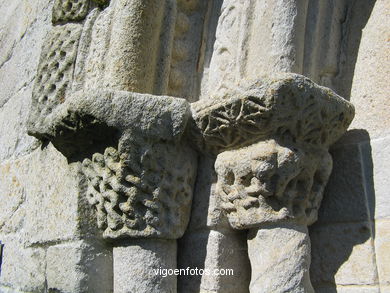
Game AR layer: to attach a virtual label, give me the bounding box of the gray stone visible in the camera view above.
[350,0,390,140]
[82,142,197,240]
[113,239,177,293]
[247,223,313,293]
[29,23,83,125]
[52,0,90,24]
[317,143,369,224]
[94,0,176,94]
[200,229,250,293]
[0,236,46,292]
[200,0,308,98]
[310,222,378,287]
[0,0,52,108]
[0,85,40,162]
[0,144,84,245]
[367,136,390,220]
[374,219,390,286]
[0,0,52,161]
[47,240,113,293]
[178,229,210,293]
[315,286,380,293]
[214,140,332,228]
[167,0,208,101]
[191,73,355,155]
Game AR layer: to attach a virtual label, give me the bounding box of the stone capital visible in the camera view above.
[189,73,354,229]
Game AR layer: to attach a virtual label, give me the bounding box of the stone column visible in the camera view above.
[247,223,313,293]
[27,2,196,292]
[190,73,355,292]
[113,239,177,292]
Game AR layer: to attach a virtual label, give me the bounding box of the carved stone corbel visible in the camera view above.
[189,73,354,293]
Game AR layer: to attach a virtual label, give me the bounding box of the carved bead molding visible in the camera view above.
[190,73,354,229]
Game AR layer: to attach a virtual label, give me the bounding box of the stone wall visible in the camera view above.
[0,0,388,292]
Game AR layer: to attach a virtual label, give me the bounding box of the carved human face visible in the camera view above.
[215,140,332,229]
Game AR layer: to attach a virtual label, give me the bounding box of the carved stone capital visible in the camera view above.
[28,89,197,240]
[189,73,354,229]
[81,132,196,240]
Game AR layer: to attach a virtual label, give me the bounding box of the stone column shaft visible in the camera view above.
[114,239,177,293]
[247,223,314,293]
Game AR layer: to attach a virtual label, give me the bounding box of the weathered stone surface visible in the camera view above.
[200,229,250,293]
[113,239,176,293]
[350,0,390,139]
[83,142,196,239]
[167,0,207,101]
[79,3,113,90]
[47,240,113,293]
[28,89,198,240]
[310,222,378,287]
[201,0,308,98]
[52,0,90,24]
[98,0,176,94]
[29,89,191,146]
[191,73,354,155]
[0,144,82,245]
[0,0,51,161]
[366,136,390,220]
[28,23,83,135]
[0,237,46,292]
[317,143,369,224]
[215,139,332,228]
[247,223,313,293]
[375,219,390,286]
[0,85,40,162]
[0,0,52,108]
[178,230,210,293]
[315,286,380,293]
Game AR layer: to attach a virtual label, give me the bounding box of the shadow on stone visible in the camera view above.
[177,155,214,293]
[309,129,376,292]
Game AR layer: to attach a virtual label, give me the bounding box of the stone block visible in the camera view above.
[350,0,390,140]
[317,143,369,224]
[310,222,378,286]
[23,145,81,245]
[0,0,52,108]
[47,240,113,293]
[0,159,26,233]
[0,144,83,245]
[200,229,250,293]
[366,136,390,220]
[374,219,390,286]
[315,286,380,293]
[247,224,312,293]
[0,84,40,162]
[0,237,45,292]
[381,286,390,293]
[113,239,176,293]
